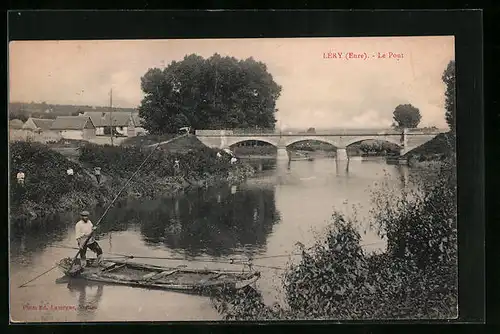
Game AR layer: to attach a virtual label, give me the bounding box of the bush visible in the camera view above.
[9,142,99,220]
[211,159,457,320]
[79,143,231,180]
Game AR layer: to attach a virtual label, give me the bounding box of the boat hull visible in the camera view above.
[57,257,260,295]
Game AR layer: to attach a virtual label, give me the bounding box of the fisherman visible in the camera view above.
[93,167,101,184]
[16,170,25,185]
[75,211,103,268]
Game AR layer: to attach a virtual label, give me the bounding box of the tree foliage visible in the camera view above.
[138,54,282,134]
[442,60,456,132]
[392,104,422,129]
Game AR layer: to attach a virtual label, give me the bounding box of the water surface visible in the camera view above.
[10,157,427,322]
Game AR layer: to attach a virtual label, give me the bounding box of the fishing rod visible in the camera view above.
[17,134,188,288]
[69,133,189,269]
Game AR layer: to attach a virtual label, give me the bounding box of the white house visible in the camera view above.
[82,111,136,137]
[50,116,96,140]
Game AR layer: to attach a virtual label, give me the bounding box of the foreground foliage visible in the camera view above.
[211,160,457,320]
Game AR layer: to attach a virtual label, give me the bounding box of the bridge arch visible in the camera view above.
[227,138,278,148]
[344,136,402,148]
[284,137,339,148]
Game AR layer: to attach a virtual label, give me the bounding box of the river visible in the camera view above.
[10,157,428,322]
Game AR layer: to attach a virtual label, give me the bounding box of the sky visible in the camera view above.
[9,36,454,129]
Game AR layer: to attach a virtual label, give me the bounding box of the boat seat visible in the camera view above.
[142,270,178,281]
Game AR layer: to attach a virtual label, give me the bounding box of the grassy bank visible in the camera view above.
[211,159,457,320]
[9,141,255,223]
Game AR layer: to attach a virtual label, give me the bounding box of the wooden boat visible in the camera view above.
[57,257,260,295]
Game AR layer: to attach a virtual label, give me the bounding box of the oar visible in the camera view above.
[68,135,185,271]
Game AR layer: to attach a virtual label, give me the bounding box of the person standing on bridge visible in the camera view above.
[75,210,103,268]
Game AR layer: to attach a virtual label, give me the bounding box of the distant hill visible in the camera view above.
[8,102,138,121]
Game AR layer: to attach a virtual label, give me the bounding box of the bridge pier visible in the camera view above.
[277,147,291,162]
[336,148,348,161]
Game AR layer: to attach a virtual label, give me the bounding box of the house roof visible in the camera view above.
[51,116,94,130]
[28,118,54,131]
[9,119,24,129]
[83,111,133,127]
[131,113,144,127]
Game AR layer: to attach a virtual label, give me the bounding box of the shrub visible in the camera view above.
[9,142,98,219]
[211,159,457,320]
[79,143,231,180]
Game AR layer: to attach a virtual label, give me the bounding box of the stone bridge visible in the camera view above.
[195,128,447,161]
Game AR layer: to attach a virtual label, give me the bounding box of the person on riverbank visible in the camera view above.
[93,167,101,184]
[173,159,180,176]
[16,170,25,185]
[75,211,103,268]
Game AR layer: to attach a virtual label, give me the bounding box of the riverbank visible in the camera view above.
[211,159,457,320]
[9,141,255,224]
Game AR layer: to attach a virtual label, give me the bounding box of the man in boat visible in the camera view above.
[75,211,103,268]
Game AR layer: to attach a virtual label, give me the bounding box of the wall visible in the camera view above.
[9,129,62,143]
[60,130,84,140]
[96,127,105,136]
[82,128,96,140]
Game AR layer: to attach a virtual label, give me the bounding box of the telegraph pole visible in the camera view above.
[109,88,114,146]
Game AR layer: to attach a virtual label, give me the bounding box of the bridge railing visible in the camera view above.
[194,128,448,136]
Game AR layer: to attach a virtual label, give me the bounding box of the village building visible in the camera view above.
[81,111,135,137]
[22,117,61,142]
[9,119,24,129]
[50,116,96,140]
[9,119,26,142]
[131,113,147,136]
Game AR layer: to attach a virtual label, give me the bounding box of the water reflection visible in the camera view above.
[67,279,104,319]
[138,185,281,257]
[10,214,75,264]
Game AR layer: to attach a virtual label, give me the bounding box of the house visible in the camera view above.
[131,112,147,136]
[50,116,96,140]
[9,119,24,129]
[22,117,61,142]
[9,119,26,142]
[23,117,55,131]
[82,111,136,137]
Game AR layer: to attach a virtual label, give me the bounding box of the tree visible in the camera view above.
[442,60,455,132]
[392,104,421,129]
[138,53,282,134]
[306,127,316,133]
